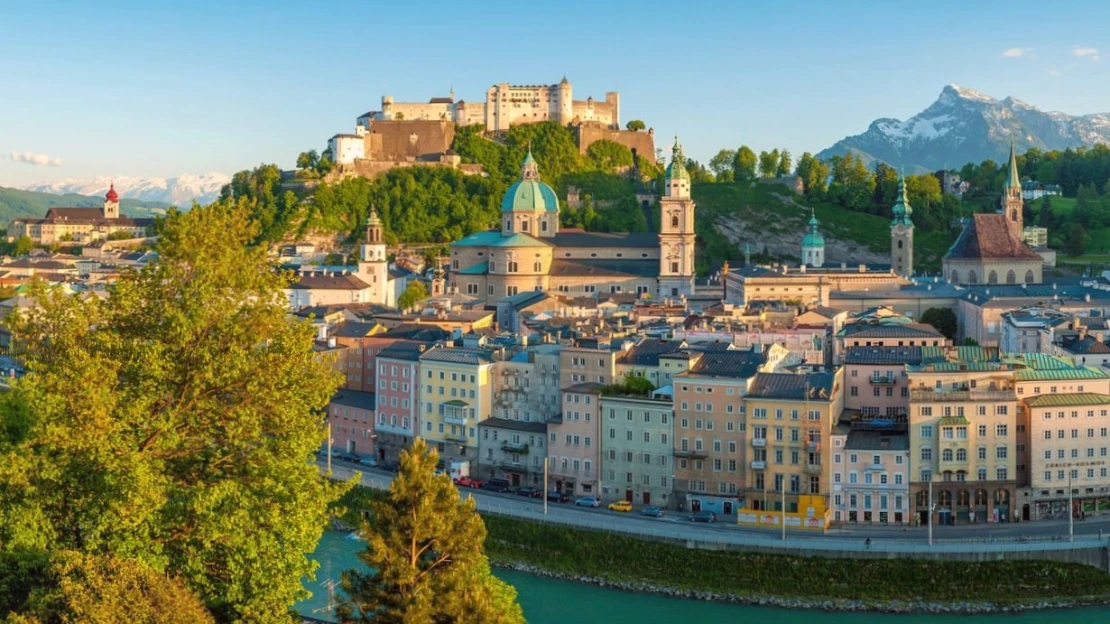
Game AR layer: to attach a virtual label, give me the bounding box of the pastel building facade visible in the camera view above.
[548,383,602,497]
[600,393,675,507]
[418,347,494,460]
[373,341,425,463]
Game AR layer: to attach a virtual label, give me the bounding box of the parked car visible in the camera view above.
[381,460,401,473]
[546,491,570,503]
[453,476,484,488]
[574,497,600,508]
[608,500,633,512]
[481,478,512,493]
[358,457,378,467]
[640,506,665,518]
[338,453,360,463]
[690,511,717,523]
[515,486,542,498]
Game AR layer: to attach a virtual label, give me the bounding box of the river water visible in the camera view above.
[296,531,1104,623]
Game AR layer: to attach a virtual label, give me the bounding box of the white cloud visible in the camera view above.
[1001,47,1032,58]
[8,151,63,167]
[1073,46,1099,61]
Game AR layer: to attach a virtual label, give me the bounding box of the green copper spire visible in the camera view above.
[1004,138,1020,189]
[664,135,690,182]
[802,208,825,247]
[890,175,914,227]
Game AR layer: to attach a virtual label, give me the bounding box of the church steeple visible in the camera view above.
[1001,138,1024,238]
[890,174,914,277]
[658,135,696,298]
[1004,139,1021,190]
[801,208,825,267]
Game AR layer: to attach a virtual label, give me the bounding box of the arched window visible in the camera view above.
[533,261,542,272]
[956,448,967,461]
[968,270,977,284]
[507,261,519,273]
[1010,209,1018,222]
[897,240,903,249]
[488,260,496,273]
[988,270,998,284]
[1006,270,1016,284]
[951,270,959,283]
[1025,269,1035,283]
[504,218,511,231]
[942,449,953,462]
[671,214,679,228]
[390,415,396,426]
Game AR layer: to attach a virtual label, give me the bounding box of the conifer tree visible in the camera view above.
[339,439,524,624]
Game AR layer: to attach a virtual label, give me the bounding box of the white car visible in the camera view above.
[574,497,600,508]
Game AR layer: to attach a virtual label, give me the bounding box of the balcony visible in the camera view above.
[499,460,530,472]
[750,460,766,470]
[501,441,529,454]
[751,438,767,448]
[910,389,1014,402]
[441,400,469,425]
[674,448,709,459]
[869,374,897,385]
[806,440,821,452]
[864,463,884,472]
[804,463,823,475]
[444,432,467,443]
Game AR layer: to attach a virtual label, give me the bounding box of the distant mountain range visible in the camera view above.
[0,186,170,227]
[817,85,1110,172]
[22,173,230,207]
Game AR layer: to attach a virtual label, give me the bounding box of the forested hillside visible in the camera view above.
[0,186,169,226]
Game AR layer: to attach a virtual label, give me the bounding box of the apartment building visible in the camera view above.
[829,422,911,525]
[672,349,766,516]
[372,341,426,463]
[615,338,689,389]
[418,346,495,460]
[492,345,562,422]
[907,347,1018,524]
[327,389,376,456]
[740,371,842,517]
[560,344,618,388]
[841,346,919,418]
[548,383,602,497]
[477,418,547,487]
[600,392,675,507]
[834,309,949,364]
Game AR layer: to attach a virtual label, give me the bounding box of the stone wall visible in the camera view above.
[364,119,455,161]
[575,123,655,161]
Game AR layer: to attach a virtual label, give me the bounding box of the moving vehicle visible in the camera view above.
[515,486,542,498]
[453,476,484,488]
[608,500,633,512]
[481,478,512,493]
[448,460,471,482]
[640,506,665,518]
[546,491,570,503]
[574,497,600,508]
[690,511,717,523]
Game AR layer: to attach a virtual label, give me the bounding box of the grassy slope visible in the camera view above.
[691,182,955,272]
[0,186,169,226]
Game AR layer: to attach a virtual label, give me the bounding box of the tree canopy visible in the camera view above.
[339,439,523,624]
[0,202,349,622]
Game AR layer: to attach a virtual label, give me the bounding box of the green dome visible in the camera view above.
[802,212,824,247]
[890,177,914,227]
[665,136,690,181]
[500,179,560,213]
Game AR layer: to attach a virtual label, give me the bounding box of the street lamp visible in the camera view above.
[927,479,934,547]
[1069,471,1074,543]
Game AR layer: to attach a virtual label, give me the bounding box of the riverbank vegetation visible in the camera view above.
[482,516,1110,606]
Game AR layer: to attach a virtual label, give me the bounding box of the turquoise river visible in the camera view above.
[296,531,1106,623]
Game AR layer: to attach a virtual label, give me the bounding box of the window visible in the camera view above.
[920,425,933,439]
[996,446,1008,459]
[921,448,932,461]
[996,424,1008,437]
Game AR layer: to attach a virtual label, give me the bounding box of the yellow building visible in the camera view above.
[418,347,495,460]
[738,370,843,526]
[8,185,153,244]
[1024,393,1110,520]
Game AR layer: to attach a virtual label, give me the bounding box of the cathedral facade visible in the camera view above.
[448,141,695,301]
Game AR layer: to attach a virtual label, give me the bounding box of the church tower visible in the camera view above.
[358,208,389,304]
[801,209,825,267]
[103,183,120,219]
[658,137,696,298]
[1002,139,1024,239]
[890,175,914,277]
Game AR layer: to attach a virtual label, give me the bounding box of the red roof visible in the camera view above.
[105,184,119,202]
[946,214,1041,261]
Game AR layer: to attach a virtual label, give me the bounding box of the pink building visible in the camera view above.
[373,341,427,463]
[842,346,921,418]
[327,389,377,457]
[548,382,602,497]
[829,423,911,525]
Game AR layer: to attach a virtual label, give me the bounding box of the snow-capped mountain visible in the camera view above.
[817,85,1110,172]
[23,173,230,207]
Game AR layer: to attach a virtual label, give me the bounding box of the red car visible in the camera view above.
[454,476,484,488]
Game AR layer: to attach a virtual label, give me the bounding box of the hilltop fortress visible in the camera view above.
[320,77,651,181]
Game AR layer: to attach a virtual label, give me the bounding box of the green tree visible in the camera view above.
[732,146,757,181]
[585,139,633,172]
[296,150,319,171]
[1065,221,1087,256]
[794,152,829,198]
[708,149,737,182]
[1039,194,1053,228]
[758,149,780,178]
[827,153,875,212]
[625,119,645,132]
[12,236,33,257]
[339,439,524,624]
[397,280,429,311]
[919,307,958,339]
[0,203,349,622]
[1036,161,1056,185]
[776,149,792,177]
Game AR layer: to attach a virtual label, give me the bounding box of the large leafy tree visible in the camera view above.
[397,280,429,311]
[708,149,736,182]
[339,439,524,624]
[732,146,757,180]
[0,203,348,623]
[585,139,633,172]
[919,307,958,340]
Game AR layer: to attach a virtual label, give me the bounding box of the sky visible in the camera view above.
[2,0,1110,187]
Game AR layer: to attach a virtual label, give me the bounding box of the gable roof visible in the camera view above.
[747,372,835,401]
[946,213,1041,261]
[290,272,371,290]
[688,349,764,378]
[618,339,686,366]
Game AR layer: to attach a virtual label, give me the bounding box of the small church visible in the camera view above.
[942,142,1043,285]
[8,184,154,245]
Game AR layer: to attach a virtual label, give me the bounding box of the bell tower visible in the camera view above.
[357,208,389,304]
[1002,139,1024,240]
[103,183,120,219]
[657,137,696,298]
[890,175,914,277]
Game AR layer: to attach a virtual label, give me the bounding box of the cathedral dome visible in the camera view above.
[501,151,559,213]
[105,183,119,203]
[802,212,825,247]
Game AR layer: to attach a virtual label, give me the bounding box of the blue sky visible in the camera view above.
[2,0,1109,187]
